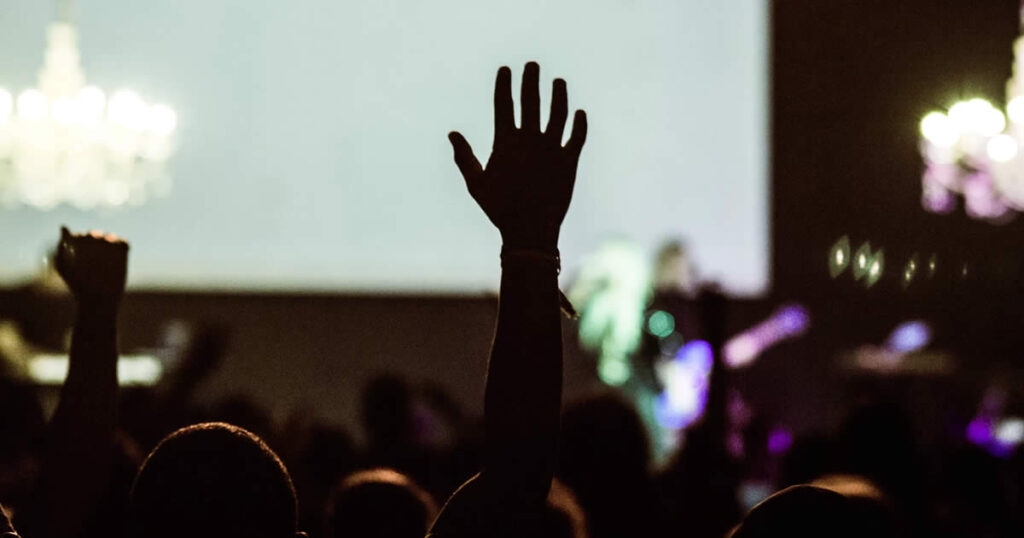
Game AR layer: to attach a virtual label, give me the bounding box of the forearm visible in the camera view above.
[482,254,563,501]
[55,304,119,440]
[26,304,119,538]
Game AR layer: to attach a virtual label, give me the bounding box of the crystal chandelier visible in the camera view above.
[919,6,1024,223]
[0,1,177,210]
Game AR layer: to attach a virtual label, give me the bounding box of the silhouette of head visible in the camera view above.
[361,375,416,447]
[557,393,654,538]
[731,485,858,538]
[559,393,650,484]
[129,422,299,538]
[325,468,436,538]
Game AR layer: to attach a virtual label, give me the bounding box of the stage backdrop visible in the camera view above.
[0,0,768,295]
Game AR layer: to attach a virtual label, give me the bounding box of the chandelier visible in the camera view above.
[919,8,1024,223]
[0,1,176,210]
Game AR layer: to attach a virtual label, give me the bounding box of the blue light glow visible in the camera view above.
[885,320,931,353]
[654,340,713,430]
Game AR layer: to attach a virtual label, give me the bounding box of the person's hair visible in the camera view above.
[325,468,437,538]
[128,422,298,538]
[730,485,857,538]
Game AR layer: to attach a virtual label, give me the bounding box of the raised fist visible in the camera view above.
[55,226,129,307]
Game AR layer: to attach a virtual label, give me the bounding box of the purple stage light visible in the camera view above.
[654,340,713,430]
[966,415,1022,459]
[724,304,810,368]
[777,305,810,334]
[966,416,993,446]
[768,427,794,455]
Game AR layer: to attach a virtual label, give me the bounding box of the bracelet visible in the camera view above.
[500,246,561,274]
[499,246,578,319]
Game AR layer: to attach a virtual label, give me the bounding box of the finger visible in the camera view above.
[106,233,129,250]
[546,78,568,142]
[57,226,72,264]
[565,110,588,157]
[494,66,514,141]
[521,61,540,132]
[56,235,73,273]
[448,131,483,193]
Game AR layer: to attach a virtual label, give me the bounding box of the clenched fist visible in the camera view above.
[55,226,129,308]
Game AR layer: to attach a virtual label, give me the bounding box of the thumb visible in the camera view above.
[448,131,483,193]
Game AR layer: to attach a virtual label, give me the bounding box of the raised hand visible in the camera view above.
[55,226,129,309]
[431,63,583,537]
[448,62,587,251]
[21,228,129,538]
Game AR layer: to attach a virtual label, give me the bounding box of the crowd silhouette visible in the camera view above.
[0,62,1022,538]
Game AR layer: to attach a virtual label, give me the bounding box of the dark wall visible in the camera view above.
[0,287,772,435]
[772,0,1024,358]
[774,0,1021,295]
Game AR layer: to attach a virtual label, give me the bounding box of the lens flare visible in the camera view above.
[828,235,851,278]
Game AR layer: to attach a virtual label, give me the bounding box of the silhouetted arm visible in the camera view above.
[430,62,587,536]
[482,241,563,501]
[22,228,128,538]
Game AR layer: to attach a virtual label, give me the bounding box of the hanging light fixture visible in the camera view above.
[0,0,177,210]
[917,4,1024,222]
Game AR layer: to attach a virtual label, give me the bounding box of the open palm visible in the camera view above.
[448,62,587,251]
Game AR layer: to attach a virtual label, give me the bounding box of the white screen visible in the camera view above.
[0,0,768,294]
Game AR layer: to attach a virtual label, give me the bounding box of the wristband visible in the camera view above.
[499,246,578,319]
[500,246,561,274]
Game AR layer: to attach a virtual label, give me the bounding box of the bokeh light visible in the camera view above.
[647,310,675,338]
[920,111,958,147]
[108,90,147,132]
[828,235,851,278]
[50,96,77,126]
[886,320,931,353]
[948,98,1003,136]
[853,242,871,280]
[902,255,917,288]
[1009,95,1024,124]
[987,134,1018,162]
[16,89,48,120]
[655,340,713,430]
[865,250,884,288]
[75,86,106,124]
[147,104,178,135]
[0,87,12,125]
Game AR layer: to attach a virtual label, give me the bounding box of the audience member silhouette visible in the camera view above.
[19,228,127,538]
[128,422,300,538]
[325,468,437,538]
[557,392,660,538]
[360,375,430,484]
[730,485,858,538]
